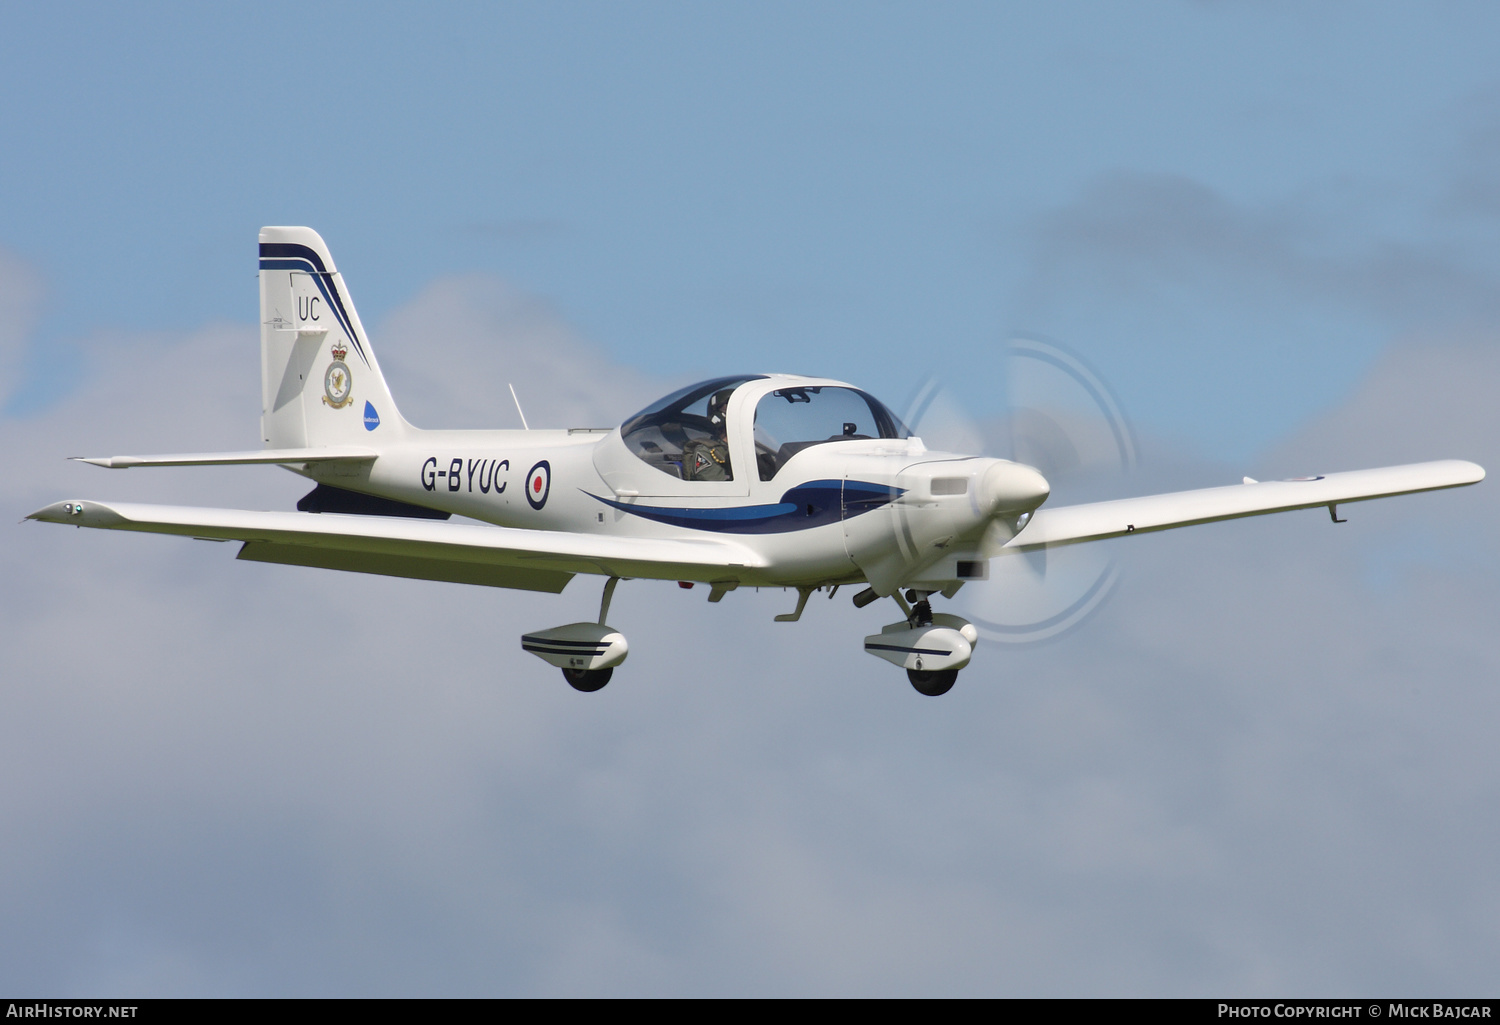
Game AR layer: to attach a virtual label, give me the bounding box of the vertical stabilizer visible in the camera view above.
[258,227,406,448]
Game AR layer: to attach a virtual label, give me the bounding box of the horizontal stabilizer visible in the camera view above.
[73,446,379,469]
[26,500,767,586]
[1007,459,1484,551]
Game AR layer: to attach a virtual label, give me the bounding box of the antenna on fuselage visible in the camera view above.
[508,383,530,430]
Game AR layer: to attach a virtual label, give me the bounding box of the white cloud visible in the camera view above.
[1008,171,1500,460]
[1264,331,1500,474]
[1021,173,1500,328]
[373,275,662,432]
[0,246,43,408]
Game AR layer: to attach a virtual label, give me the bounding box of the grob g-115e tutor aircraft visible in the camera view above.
[29,227,1487,695]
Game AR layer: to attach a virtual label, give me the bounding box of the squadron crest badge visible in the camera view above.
[322,343,353,408]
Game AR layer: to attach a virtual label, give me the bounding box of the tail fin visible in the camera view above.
[258,227,406,448]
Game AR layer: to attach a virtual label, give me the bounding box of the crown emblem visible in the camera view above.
[330,342,347,361]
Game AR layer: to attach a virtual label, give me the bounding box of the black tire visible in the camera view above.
[907,667,957,697]
[563,666,613,692]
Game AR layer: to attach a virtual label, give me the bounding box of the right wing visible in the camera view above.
[1006,460,1484,551]
[27,500,767,592]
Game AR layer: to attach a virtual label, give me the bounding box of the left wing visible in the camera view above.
[1006,459,1484,551]
[27,500,766,591]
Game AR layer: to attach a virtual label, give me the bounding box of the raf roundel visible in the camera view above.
[525,460,551,510]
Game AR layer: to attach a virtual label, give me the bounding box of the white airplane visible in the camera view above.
[28,227,1486,696]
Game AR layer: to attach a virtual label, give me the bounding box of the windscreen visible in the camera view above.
[753,386,909,480]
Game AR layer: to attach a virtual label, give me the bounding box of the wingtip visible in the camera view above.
[70,456,115,468]
[26,500,127,526]
[1446,459,1487,485]
[26,501,72,523]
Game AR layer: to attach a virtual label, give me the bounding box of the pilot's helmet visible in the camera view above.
[706,388,735,429]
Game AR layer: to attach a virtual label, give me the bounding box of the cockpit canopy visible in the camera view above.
[620,375,764,482]
[621,376,910,482]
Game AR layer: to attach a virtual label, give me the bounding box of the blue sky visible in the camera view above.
[3,2,1500,997]
[7,2,1500,455]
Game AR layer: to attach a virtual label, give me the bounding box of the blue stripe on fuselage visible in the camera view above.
[585,479,901,534]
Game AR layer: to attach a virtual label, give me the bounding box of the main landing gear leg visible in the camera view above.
[598,576,619,625]
[562,576,622,691]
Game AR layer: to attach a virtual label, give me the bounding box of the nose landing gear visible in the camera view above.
[862,590,978,696]
[907,668,958,697]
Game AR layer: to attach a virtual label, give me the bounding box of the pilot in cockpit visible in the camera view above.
[681,387,735,481]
